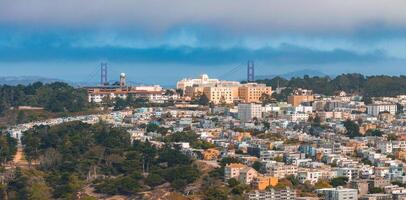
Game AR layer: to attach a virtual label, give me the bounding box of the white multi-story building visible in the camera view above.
[176,74,239,91]
[268,164,298,179]
[297,170,323,184]
[316,187,357,200]
[295,105,313,113]
[238,103,262,123]
[336,168,359,181]
[248,188,296,200]
[366,104,397,116]
[288,113,309,122]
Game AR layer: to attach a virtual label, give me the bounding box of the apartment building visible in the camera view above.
[203,85,239,104]
[224,163,246,180]
[238,103,262,122]
[248,188,296,200]
[336,168,359,181]
[297,170,323,184]
[224,163,259,184]
[268,164,298,179]
[238,83,272,103]
[366,104,397,116]
[316,187,358,200]
[289,113,309,122]
[239,167,258,184]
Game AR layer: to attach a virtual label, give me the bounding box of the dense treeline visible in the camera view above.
[0,82,90,116]
[0,132,17,165]
[2,121,199,199]
[255,73,406,96]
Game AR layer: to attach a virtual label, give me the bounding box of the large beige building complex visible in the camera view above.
[178,74,272,104]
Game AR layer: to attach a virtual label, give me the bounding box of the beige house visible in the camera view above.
[225,163,246,180]
[224,163,258,184]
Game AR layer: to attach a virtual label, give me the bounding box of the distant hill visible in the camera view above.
[256,69,328,79]
[0,76,63,85]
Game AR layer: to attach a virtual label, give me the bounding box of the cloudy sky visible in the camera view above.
[1,0,406,85]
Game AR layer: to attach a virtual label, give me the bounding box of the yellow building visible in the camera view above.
[238,83,272,103]
[252,176,279,190]
[203,86,239,104]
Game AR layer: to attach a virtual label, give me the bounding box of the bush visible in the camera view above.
[227,178,239,187]
[205,186,228,200]
[145,173,165,187]
[330,176,348,187]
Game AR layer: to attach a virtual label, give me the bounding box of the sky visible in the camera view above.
[1,0,406,86]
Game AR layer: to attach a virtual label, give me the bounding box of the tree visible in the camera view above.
[272,88,293,102]
[7,168,52,200]
[205,186,228,200]
[21,128,42,167]
[397,103,404,114]
[252,74,406,97]
[113,97,127,111]
[227,178,240,187]
[95,176,141,195]
[198,94,210,106]
[312,115,321,127]
[370,187,384,193]
[146,122,159,133]
[17,121,201,198]
[164,89,175,96]
[252,161,263,172]
[263,121,270,130]
[231,184,248,195]
[314,180,332,189]
[38,148,62,170]
[16,110,25,124]
[363,96,373,105]
[388,134,397,141]
[260,93,273,105]
[0,133,17,165]
[175,89,184,97]
[145,173,165,187]
[330,176,348,187]
[366,129,384,137]
[274,178,293,189]
[343,119,360,138]
[220,157,241,167]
